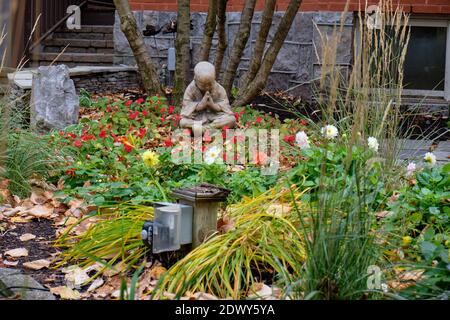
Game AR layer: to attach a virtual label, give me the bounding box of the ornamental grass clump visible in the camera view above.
[153,187,308,299]
[55,203,153,274]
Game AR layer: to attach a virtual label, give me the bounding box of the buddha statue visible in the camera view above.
[180,61,236,133]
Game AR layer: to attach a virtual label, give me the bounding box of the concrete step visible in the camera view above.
[31,52,114,65]
[44,46,113,54]
[52,31,114,40]
[59,25,113,34]
[43,38,114,54]
[44,38,114,49]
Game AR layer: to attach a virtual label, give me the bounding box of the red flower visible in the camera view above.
[174,114,181,122]
[255,117,263,124]
[283,135,295,144]
[138,128,147,139]
[66,168,76,176]
[164,138,173,147]
[129,111,139,120]
[74,140,82,148]
[234,112,239,122]
[222,126,229,139]
[59,131,65,136]
[123,142,133,153]
[67,132,77,139]
[81,133,96,142]
[253,151,268,166]
[203,131,212,143]
[300,119,308,126]
[135,98,144,105]
[160,108,166,113]
[99,130,107,139]
[125,100,133,107]
[142,110,149,117]
[106,106,112,113]
[110,132,120,142]
[168,106,175,114]
[161,116,166,123]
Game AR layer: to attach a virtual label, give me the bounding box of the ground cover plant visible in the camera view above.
[0,0,448,301]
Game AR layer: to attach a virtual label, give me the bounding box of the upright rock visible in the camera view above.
[30,65,79,131]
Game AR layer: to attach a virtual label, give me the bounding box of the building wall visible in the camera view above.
[114,10,355,99]
[129,0,450,14]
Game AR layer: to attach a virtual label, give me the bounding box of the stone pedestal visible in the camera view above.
[172,183,230,248]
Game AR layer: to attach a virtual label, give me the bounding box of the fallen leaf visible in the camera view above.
[30,192,47,205]
[194,292,219,300]
[19,233,36,242]
[10,216,33,223]
[26,204,54,218]
[23,259,51,270]
[87,278,104,292]
[149,265,167,280]
[50,286,81,300]
[3,260,19,266]
[248,283,273,300]
[217,216,235,233]
[5,248,28,258]
[62,266,91,288]
[103,261,127,277]
[267,204,291,217]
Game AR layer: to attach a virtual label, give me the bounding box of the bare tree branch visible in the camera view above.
[221,0,257,95]
[214,0,228,78]
[233,0,303,108]
[113,0,162,95]
[240,0,276,86]
[200,0,217,61]
[174,0,191,102]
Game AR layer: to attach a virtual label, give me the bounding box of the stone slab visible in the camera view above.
[0,268,55,300]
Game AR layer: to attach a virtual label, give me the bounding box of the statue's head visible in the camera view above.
[194,61,216,93]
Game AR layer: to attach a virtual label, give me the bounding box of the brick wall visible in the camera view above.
[129,0,450,14]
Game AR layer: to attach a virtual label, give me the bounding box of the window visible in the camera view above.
[402,19,450,101]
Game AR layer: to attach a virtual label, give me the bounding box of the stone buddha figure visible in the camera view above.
[180,61,236,132]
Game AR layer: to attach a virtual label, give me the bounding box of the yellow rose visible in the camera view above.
[142,150,159,168]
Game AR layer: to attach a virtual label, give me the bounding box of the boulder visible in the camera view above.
[30,65,79,131]
[0,268,55,300]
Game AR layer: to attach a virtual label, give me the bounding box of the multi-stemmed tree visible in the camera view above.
[114,0,303,107]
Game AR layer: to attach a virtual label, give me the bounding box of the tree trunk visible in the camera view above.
[214,0,228,78]
[113,0,162,96]
[240,0,276,86]
[200,0,217,61]
[221,0,257,95]
[174,0,191,103]
[233,0,303,108]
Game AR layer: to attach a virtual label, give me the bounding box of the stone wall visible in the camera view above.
[114,10,354,100]
[71,70,142,94]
